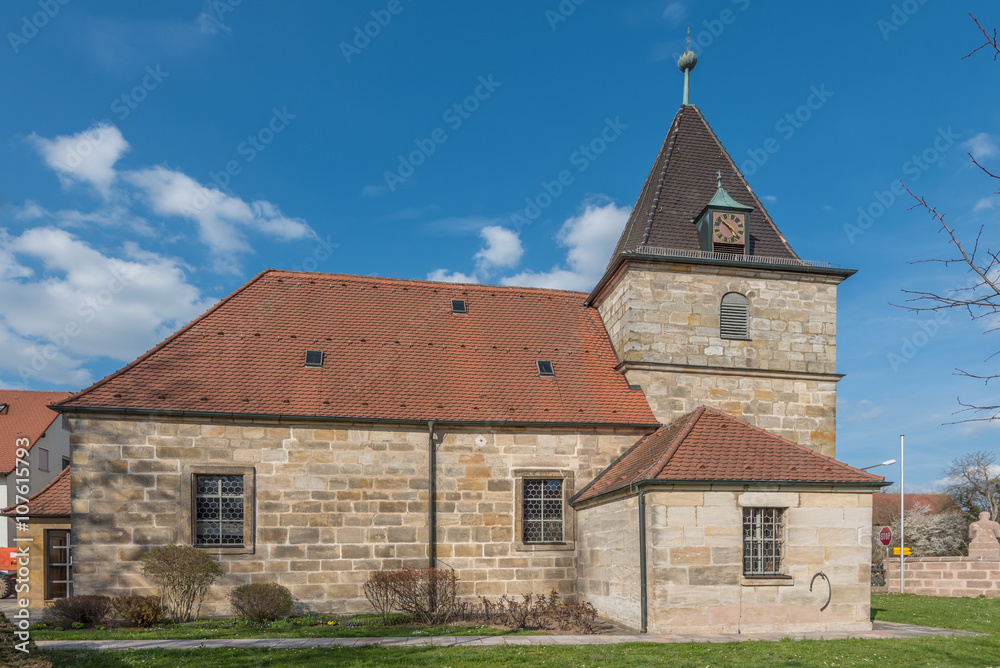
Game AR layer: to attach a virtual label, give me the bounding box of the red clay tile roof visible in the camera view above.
[0,390,70,474]
[609,105,798,265]
[872,493,961,525]
[573,407,885,503]
[55,271,657,427]
[1,466,69,516]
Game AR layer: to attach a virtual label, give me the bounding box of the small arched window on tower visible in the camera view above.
[720,292,749,340]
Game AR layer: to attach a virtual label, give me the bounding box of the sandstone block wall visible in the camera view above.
[575,496,641,629]
[66,415,643,616]
[594,262,843,455]
[578,488,873,634]
[885,556,1000,598]
[623,369,838,457]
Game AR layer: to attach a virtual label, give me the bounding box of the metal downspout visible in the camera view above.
[637,486,648,633]
[428,420,437,570]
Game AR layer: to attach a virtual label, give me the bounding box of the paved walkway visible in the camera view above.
[36,621,979,651]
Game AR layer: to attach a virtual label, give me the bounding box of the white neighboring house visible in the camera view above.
[0,390,72,549]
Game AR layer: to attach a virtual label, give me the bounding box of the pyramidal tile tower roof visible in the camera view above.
[572,407,886,503]
[608,103,798,266]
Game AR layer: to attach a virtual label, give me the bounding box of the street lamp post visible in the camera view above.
[900,435,905,594]
[859,459,897,471]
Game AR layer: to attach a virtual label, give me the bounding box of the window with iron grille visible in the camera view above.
[195,475,245,546]
[522,479,563,543]
[742,507,784,575]
[720,292,750,340]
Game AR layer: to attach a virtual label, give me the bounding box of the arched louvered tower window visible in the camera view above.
[720,292,749,340]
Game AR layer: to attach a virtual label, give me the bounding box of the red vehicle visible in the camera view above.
[1,547,16,598]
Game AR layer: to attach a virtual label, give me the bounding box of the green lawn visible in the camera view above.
[37,595,1000,668]
[32,613,534,641]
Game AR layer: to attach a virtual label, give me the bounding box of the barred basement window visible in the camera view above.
[195,475,245,546]
[742,507,784,575]
[720,292,749,340]
[522,479,563,543]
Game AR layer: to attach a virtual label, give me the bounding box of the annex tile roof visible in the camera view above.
[608,105,798,266]
[573,406,885,503]
[56,271,657,427]
[0,390,70,474]
[1,466,69,516]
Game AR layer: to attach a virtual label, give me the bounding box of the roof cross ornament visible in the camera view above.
[677,31,698,106]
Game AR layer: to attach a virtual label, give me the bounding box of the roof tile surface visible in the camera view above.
[0,390,70,474]
[609,105,798,265]
[574,407,883,502]
[2,466,69,516]
[57,271,656,426]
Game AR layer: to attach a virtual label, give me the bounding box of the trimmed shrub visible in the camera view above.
[229,583,293,623]
[363,571,399,625]
[113,594,166,628]
[43,595,114,629]
[386,567,459,625]
[140,545,223,622]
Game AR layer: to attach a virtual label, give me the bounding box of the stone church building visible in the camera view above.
[53,54,885,634]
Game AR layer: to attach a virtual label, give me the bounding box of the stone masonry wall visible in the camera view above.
[594,262,843,456]
[623,369,839,457]
[885,556,1000,598]
[642,489,872,634]
[575,496,641,629]
[66,415,643,616]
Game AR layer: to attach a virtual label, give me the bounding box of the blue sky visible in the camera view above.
[1,0,999,490]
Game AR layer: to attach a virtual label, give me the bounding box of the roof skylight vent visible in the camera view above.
[536,360,555,376]
[451,299,467,314]
[304,350,324,367]
[0,403,7,415]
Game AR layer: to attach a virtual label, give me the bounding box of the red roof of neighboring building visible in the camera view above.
[0,390,71,474]
[55,271,657,427]
[573,406,885,503]
[872,493,961,525]
[1,466,69,516]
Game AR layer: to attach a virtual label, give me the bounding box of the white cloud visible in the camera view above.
[502,201,629,291]
[474,226,523,273]
[427,269,478,284]
[963,132,999,161]
[125,167,314,271]
[0,227,213,388]
[362,184,388,198]
[974,197,997,213]
[762,195,777,203]
[29,123,129,197]
[662,2,687,25]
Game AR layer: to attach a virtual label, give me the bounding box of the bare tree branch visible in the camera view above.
[963,13,1000,61]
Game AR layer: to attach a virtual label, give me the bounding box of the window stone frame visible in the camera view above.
[739,503,792,586]
[513,469,574,552]
[180,465,256,555]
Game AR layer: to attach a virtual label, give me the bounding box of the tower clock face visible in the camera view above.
[712,211,745,244]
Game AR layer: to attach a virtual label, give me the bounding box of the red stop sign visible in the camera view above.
[879,526,893,546]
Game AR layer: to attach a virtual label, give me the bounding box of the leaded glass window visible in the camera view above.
[195,475,245,546]
[742,507,784,575]
[522,479,563,543]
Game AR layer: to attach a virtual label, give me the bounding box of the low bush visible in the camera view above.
[43,595,114,629]
[473,590,597,633]
[387,568,459,626]
[140,544,223,622]
[113,594,166,628]
[229,583,293,623]
[363,570,399,625]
